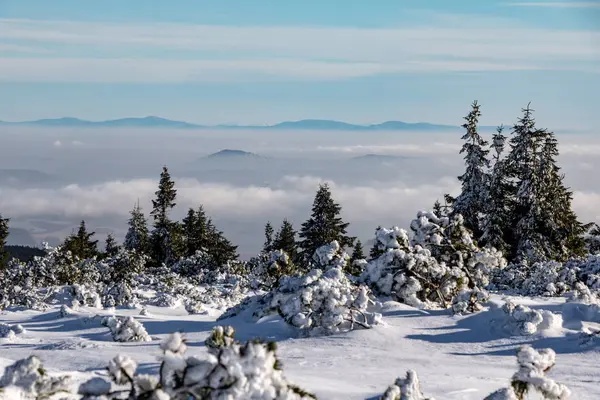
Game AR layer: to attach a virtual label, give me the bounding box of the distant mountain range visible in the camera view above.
[0,116,497,131]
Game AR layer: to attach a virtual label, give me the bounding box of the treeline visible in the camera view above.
[1,101,599,273]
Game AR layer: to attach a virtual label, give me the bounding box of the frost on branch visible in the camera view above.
[0,356,71,399]
[362,213,505,309]
[379,370,435,400]
[101,315,151,342]
[245,243,382,336]
[498,301,562,336]
[484,346,570,400]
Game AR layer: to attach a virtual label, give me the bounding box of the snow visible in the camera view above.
[1,294,599,399]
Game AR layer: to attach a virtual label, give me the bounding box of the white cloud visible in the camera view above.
[0,17,597,82]
[1,174,598,230]
[0,176,459,225]
[316,143,460,155]
[508,2,600,8]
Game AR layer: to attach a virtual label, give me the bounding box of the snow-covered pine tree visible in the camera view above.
[205,219,238,267]
[505,104,584,262]
[369,226,386,260]
[480,125,510,253]
[123,201,149,253]
[351,239,365,262]
[450,101,490,238]
[273,219,297,261]
[181,206,208,257]
[104,233,119,257]
[584,223,600,254]
[263,221,274,253]
[62,220,98,259]
[149,166,177,266]
[504,104,546,261]
[536,131,586,260]
[298,183,354,265]
[0,213,9,269]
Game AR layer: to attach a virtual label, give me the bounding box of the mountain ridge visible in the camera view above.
[0,116,498,131]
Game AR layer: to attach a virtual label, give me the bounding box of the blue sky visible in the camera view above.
[0,0,599,128]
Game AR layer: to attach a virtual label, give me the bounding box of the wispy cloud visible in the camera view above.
[0,17,598,82]
[508,2,600,8]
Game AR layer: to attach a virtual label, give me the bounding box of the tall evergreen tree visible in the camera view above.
[350,239,365,262]
[273,219,297,259]
[369,226,385,260]
[297,183,354,264]
[62,220,98,259]
[0,213,9,269]
[149,166,177,265]
[124,201,149,253]
[104,233,120,257]
[205,220,238,267]
[181,206,209,257]
[263,222,274,253]
[504,104,583,261]
[451,101,490,238]
[480,125,510,253]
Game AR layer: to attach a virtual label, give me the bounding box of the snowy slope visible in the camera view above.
[1,294,599,399]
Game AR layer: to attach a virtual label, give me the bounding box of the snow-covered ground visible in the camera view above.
[1,294,599,399]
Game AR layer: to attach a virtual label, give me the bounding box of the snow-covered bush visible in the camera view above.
[101,316,151,342]
[205,325,236,353]
[0,356,71,399]
[247,250,299,290]
[492,254,600,303]
[0,323,25,341]
[75,331,316,399]
[243,244,382,336]
[452,287,490,314]
[362,212,505,309]
[498,301,562,336]
[484,346,570,400]
[379,370,434,400]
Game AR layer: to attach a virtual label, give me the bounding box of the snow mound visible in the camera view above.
[101,315,151,342]
[0,323,25,342]
[0,356,71,399]
[380,370,435,400]
[497,301,563,336]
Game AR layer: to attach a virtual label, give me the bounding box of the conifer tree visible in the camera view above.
[297,183,354,264]
[149,166,177,265]
[273,219,297,260]
[504,104,584,261]
[0,213,9,269]
[480,125,510,253]
[63,220,98,259]
[206,220,238,267]
[104,233,120,257]
[263,222,274,253]
[369,226,385,260]
[124,201,149,253]
[451,101,490,238]
[350,239,365,262]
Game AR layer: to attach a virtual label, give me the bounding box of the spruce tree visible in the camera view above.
[272,219,297,260]
[181,206,210,257]
[63,220,98,259]
[205,220,238,267]
[0,213,9,269]
[297,183,354,264]
[104,233,120,257]
[124,201,149,253]
[263,222,274,253]
[149,166,177,265]
[480,125,510,253]
[504,104,583,261]
[369,226,385,260]
[451,101,490,238]
[350,239,365,262]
